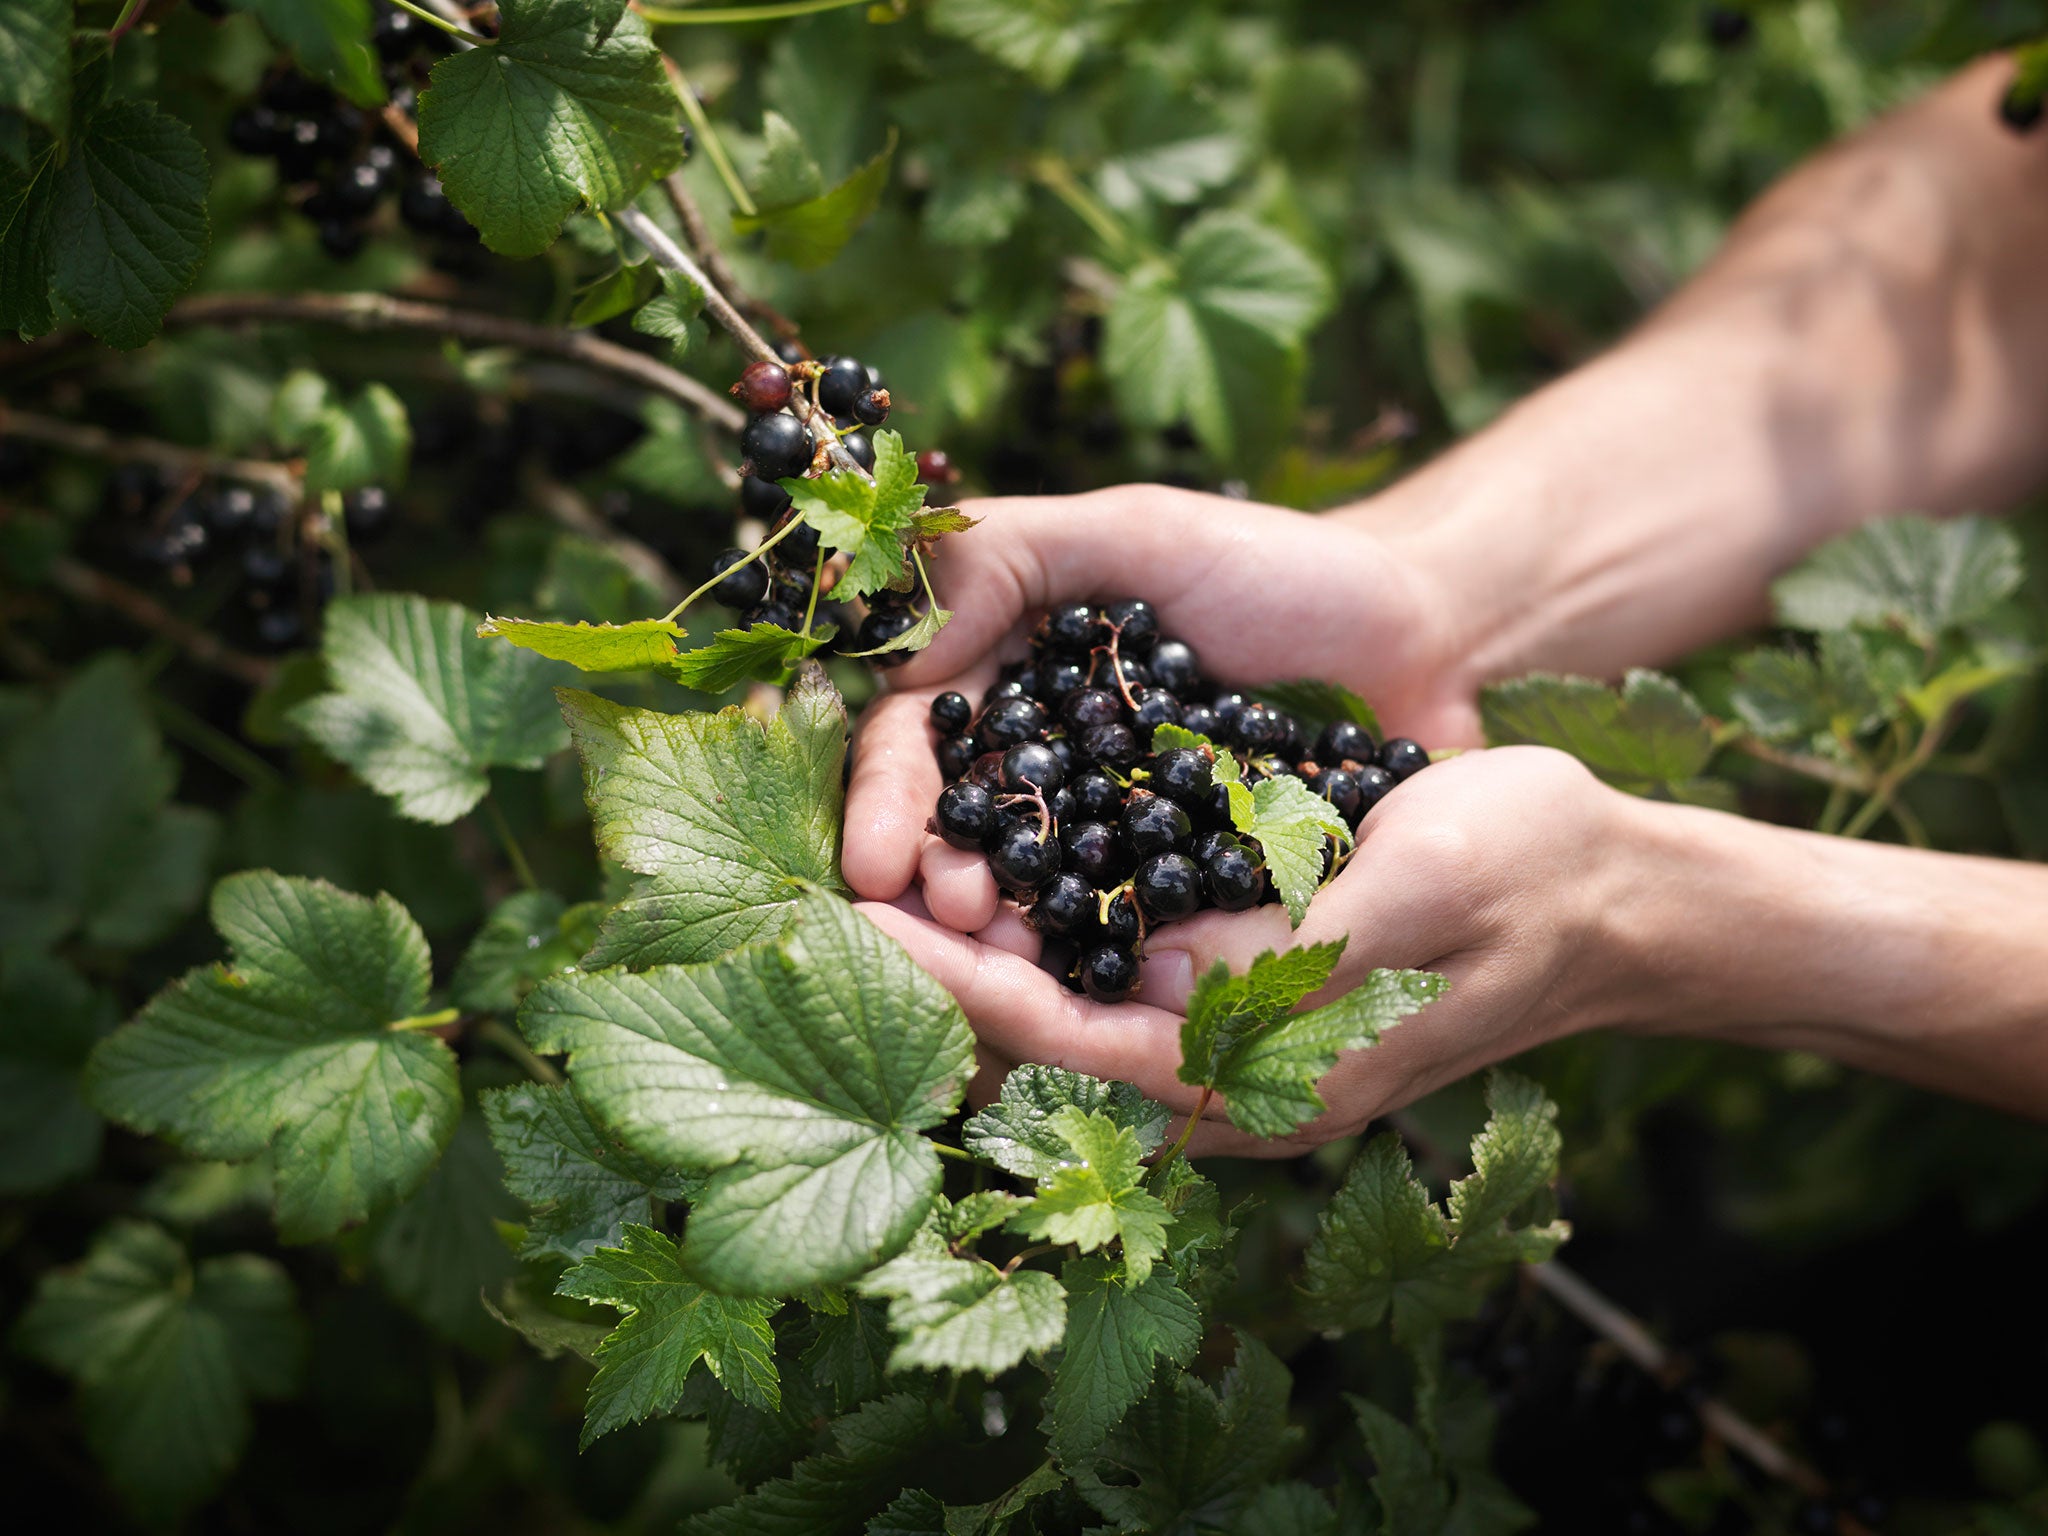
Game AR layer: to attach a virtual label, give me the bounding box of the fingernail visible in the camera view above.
[1140,949,1195,1011]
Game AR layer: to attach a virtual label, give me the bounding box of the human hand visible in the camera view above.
[858,746,1639,1157]
[843,484,1475,925]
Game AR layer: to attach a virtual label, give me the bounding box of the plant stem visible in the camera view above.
[483,793,540,891]
[151,697,284,791]
[661,511,799,621]
[390,0,490,43]
[480,1018,564,1085]
[663,61,757,218]
[931,1141,973,1162]
[527,471,688,608]
[1156,1086,1214,1171]
[106,0,150,44]
[661,173,798,338]
[322,490,354,599]
[0,408,301,497]
[390,1007,463,1031]
[639,0,873,22]
[1030,157,1135,260]
[1838,711,1954,840]
[47,557,276,687]
[1723,733,1873,792]
[800,544,825,633]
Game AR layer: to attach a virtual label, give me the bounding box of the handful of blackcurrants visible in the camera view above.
[927,599,1432,1004]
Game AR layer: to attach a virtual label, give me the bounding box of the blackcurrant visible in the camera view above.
[709,548,769,611]
[1206,843,1264,911]
[1001,741,1065,795]
[1355,764,1396,816]
[930,692,972,734]
[934,781,996,850]
[1180,703,1220,740]
[1100,891,1141,945]
[1102,598,1159,654]
[256,607,305,650]
[1148,747,1213,807]
[855,607,918,663]
[399,173,454,233]
[1121,791,1191,858]
[1030,872,1097,938]
[242,545,291,589]
[1062,688,1124,733]
[1189,828,1238,865]
[817,356,869,417]
[1038,602,1098,655]
[1211,691,1249,725]
[988,678,1030,702]
[228,106,283,156]
[1276,713,1308,760]
[1001,660,1040,695]
[747,597,805,632]
[1059,820,1123,885]
[1077,722,1141,769]
[1379,737,1430,780]
[1314,720,1373,766]
[1233,703,1289,753]
[372,5,423,60]
[733,360,793,413]
[1317,767,1364,824]
[1148,639,1201,696]
[316,218,366,260]
[740,412,813,481]
[2000,88,2045,132]
[851,387,890,427]
[1036,660,1089,707]
[1130,688,1183,740]
[773,513,822,564]
[968,751,1005,790]
[775,567,816,606]
[978,695,1049,751]
[327,156,389,215]
[741,472,793,520]
[342,485,394,541]
[987,821,1060,893]
[1098,655,1151,693]
[1133,852,1202,922]
[839,430,876,473]
[774,339,809,366]
[1070,770,1123,822]
[936,733,978,781]
[1078,945,1139,1004]
[1048,736,1075,775]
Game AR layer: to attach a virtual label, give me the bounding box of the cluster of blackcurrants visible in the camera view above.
[927,599,1431,1004]
[703,349,958,658]
[220,4,476,261]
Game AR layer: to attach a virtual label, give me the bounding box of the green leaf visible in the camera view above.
[1178,940,1343,1087]
[84,872,461,1242]
[452,890,597,1016]
[0,133,59,338]
[962,1064,1169,1182]
[0,952,113,1195]
[1234,1483,1340,1536]
[519,894,976,1293]
[615,394,728,504]
[633,266,706,356]
[302,382,411,495]
[753,110,825,207]
[1254,679,1383,741]
[1242,774,1348,926]
[840,603,948,661]
[1772,515,2023,643]
[935,1189,1027,1245]
[16,1220,302,1522]
[368,1111,519,1349]
[733,128,896,269]
[1730,633,1917,747]
[570,261,653,327]
[229,0,383,107]
[1103,212,1332,465]
[858,1221,1066,1375]
[478,615,690,673]
[483,1081,693,1262]
[1050,1255,1201,1462]
[1095,67,1242,209]
[417,0,684,258]
[0,0,70,136]
[1010,1107,1174,1285]
[1479,669,1717,799]
[925,0,1116,88]
[558,1223,781,1446]
[670,623,836,693]
[559,664,848,968]
[269,366,333,446]
[291,593,571,824]
[784,429,927,599]
[0,655,218,956]
[1350,1397,1451,1534]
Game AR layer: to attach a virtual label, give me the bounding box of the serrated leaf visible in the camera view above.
[633,266,706,355]
[558,1224,781,1446]
[1178,940,1343,1088]
[841,604,948,660]
[453,891,600,1016]
[671,623,836,693]
[859,1223,1066,1375]
[754,110,825,207]
[784,429,926,599]
[944,1462,1067,1536]
[925,0,1116,88]
[0,0,70,137]
[1010,1107,1173,1285]
[291,594,571,824]
[1234,1483,1339,1536]
[230,0,383,107]
[1254,679,1382,740]
[570,261,653,327]
[303,382,410,495]
[733,129,895,269]
[84,872,461,1242]
[936,1189,1026,1245]
[1242,774,1348,926]
[561,668,846,966]
[0,133,59,338]
[684,1395,958,1536]
[1350,1397,1451,1534]
[520,895,975,1293]
[0,655,217,957]
[16,1220,302,1522]
[484,1081,693,1262]
[907,507,978,540]
[0,952,113,1195]
[479,615,690,673]
[269,367,333,447]
[1479,669,1716,799]
[803,1296,894,1413]
[1050,1255,1201,1462]
[417,0,684,258]
[1772,515,2022,643]
[483,1277,610,1361]
[1095,67,1242,210]
[962,1064,1169,1181]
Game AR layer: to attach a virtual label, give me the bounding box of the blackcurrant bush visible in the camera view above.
[1121,791,1191,858]
[1059,820,1123,885]
[1379,737,1430,780]
[1102,598,1159,654]
[741,472,793,520]
[987,821,1060,893]
[1038,601,1098,655]
[1205,842,1264,912]
[1148,639,1201,695]
[936,733,978,781]
[1100,891,1141,945]
[1063,687,1124,732]
[839,430,876,473]
[1078,944,1139,1004]
[747,597,805,632]
[930,692,972,734]
[1070,769,1123,822]
[817,356,869,417]
[1030,872,1097,938]
[740,411,813,481]
[916,448,959,486]
[1130,688,1183,740]
[1317,767,1363,824]
[1133,852,1202,922]
[1355,764,1396,816]
[855,606,918,663]
[1001,741,1065,795]
[1077,722,1141,769]
[978,695,1049,751]
[733,360,793,413]
[851,387,890,427]
[709,548,769,610]
[1149,747,1213,807]
[934,781,996,850]
[1317,719,1377,766]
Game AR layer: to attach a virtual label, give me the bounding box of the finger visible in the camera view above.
[977,904,1042,962]
[919,840,1002,933]
[842,657,998,901]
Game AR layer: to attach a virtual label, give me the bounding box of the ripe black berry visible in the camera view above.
[967,751,1005,790]
[1130,688,1183,740]
[1355,764,1396,816]
[1078,945,1139,1004]
[316,218,366,260]
[1205,843,1264,911]
[1180,703,1220,739]
[934,782,996,849]
[1098,655,1151,694]
[1001,741,1065,795]
[931,692,972,734]
[1037,660,1089,706]
[747,597,805,632]
[1233,704,1288,753]
[733,360,793,413]
[987,821,1060,894]
[742,472,793,521]
[1121,791,1191,858]
[1149,747,1213,807]
[855,607,918,663]
[1317,720,1377,766]
[243,545,290,589]
[1030,873,1097,938]
[1133,853,1201,922]
[740,412,813,481]
[709,548,769,611]
[1077,722,1141,769]
[1379,738,1430,781]
[989,678,1029,702]
[1102,598,1159,654]
[817,356,869,417]
[1070,770,1122,822]
[851,387,890,427]
[1211,691,1249,725]
[978,695,1050,751]
[1063,688,1123,733]
[936,733,977,781]
[774,513,822,564]
[1317,767,1364,824]
[1148,639,1201,696]
[342,485,394,541]
[1039,602,1098,656]
[1100,891,1141,946]
[2000,88,2045,132]
[775,339,808,366]
[839,430,876,473]
[1060,820,1124,886]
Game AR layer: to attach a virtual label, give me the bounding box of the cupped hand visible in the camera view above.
[842,485,1475,918]
[859,747,1640,1158]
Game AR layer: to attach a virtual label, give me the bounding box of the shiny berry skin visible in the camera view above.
[1102,598,1159,654]
[1001,741,1065,795]
[839,430,876,472]
[742,472,793,519]
[1047,785,1076,825]
[967,751,1005,790]
[1197,781,1235,827]
[1189,828,1239,865]
[1354,764,1397,815]
[978,696,1049,751]
[775,339,808,366]
[930,692,972,734]
[1038,602,1098,655]
[1099,655,1151,694]
[1379,737,1430,780]
[988,678,1029,702]
[1149,747,1213,807]
[851,387,890,427]
[772,512,820,563]
[1205,843,1264,911]
[1122,791,1191,858]
[327,156,390,215]
[855,607,918,664]
[988,821,1060,893]
[1078,945,1140,1004]
[1317,767,1364,824]
[1070,770,1123,822]
[1130,688,1183,740]
[1031,872,1097,938]
[776,568,816,605]
[740,412,813,480]
[747,597,805,631]
[1062,688,1123,733]
[1317,720,1377,766]
[1037,660,1089,706]
[1078,722,1141,770]
[916,448,959,486]
[709,549,769,610]
[1100,891,1141,945]
[1001,661,1041,695]
[936,733,978,781]
[1059,820,1123,885]
[1179,703,1220,739]
[1134,853,1202,922]
[934,782,996,849]
[817,356,869,417]
[1233,703,1289,753]
[1212,691,1249,725]
[733,360,793,413]
[1148,639,1201,696]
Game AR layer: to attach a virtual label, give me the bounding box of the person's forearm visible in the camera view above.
[1599,800,2048,1116]
[1355,55,2048,689]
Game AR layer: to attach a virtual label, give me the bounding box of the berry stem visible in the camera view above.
[995,786,1053,843]
[1094,621,1142,710]
[661,59,757,218]
[639,0,874,23]
[389,0,490,44]
[799,544,827,636]
[661,514,802,623]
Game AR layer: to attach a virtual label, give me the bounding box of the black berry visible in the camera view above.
[987,821,1060,893]
[1001,741,1065,795]
[1078,945,1140,1004]
[733,360,793,413]
[936,733,978,781]
[342,485,394,542]
[1133,853,1201,922]
[1100,891,1142,946]
[934,782,996,850]
[1148,639,1201,695]
[740,412,813,481]
[1130,688,1184,740]
[1030,873,1097,939]
[1205,843,1264,911]
[747,597,805,632]
[1070,770,1123,822]
[817,355,868,417]
[839,430,876,473]
[1317,720,1377,766]
[1037,660,1089,706]
[1121,791,1191,858]
[709,549,769,611]
[855,607,918,662]
[1102,598,1159,654]
[1059,820,1123,885]
[1317,767,1364,824]
[851,387,890,427]
[742,473,793,520]
[1077,722,1141,770]
[1039,602,1098,656]
[916,448,959,486]
[931,692,972,734]
[1379,738,1430,780]
[1355,764,1396,816]
[978,696,1050,751]
[1063,688,1124,733]
[773,513,821,565]
[1148,747,1213,808]
[1180,703,1220,739]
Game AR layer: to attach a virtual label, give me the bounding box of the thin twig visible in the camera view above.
[1839,709,1956,840]
[660,173,799,339]
[0,408,301,497]
[169,291,744,433]
[1723,735,1874,793]
[48,558,276,687]
[525,472,687,608]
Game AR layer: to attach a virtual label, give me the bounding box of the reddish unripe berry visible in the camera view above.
[916,449,960,486]
[732,360,794,412]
